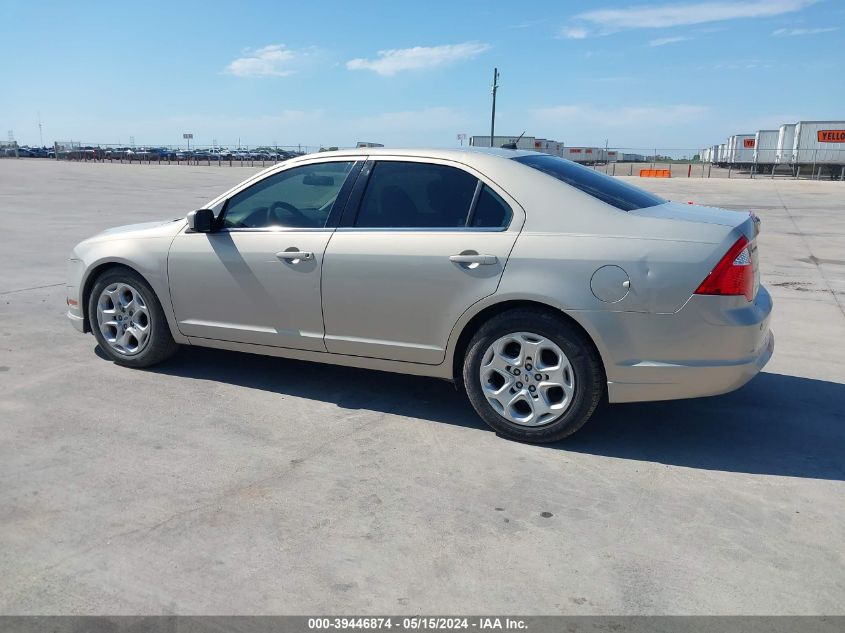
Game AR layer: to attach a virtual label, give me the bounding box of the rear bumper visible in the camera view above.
[607,329,773,403]
[585,286,774,404]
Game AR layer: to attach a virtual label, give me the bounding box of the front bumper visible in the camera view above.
[67,309,85,333]
[66,258,86,333]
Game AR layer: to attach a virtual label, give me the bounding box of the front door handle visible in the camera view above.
[276,250,314,262]
[449,253,498,265]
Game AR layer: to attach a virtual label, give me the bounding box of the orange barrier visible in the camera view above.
[639,169,672,178]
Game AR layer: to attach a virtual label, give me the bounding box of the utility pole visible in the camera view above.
[489,67,500,148]
[38,112,43,146]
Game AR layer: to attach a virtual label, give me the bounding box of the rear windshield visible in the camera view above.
[513,154,665,211]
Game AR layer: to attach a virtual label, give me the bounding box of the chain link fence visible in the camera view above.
[3,141,844,180]
[1,142,324,166]
[562,146,845,181]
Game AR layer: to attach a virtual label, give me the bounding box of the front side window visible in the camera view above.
[222,161,355,229]
[354,161,478,228]
[513,154,665,212]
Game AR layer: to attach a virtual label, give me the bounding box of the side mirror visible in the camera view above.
[187,209,215,233]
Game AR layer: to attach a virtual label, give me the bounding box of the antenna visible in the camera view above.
[501,131,525,150]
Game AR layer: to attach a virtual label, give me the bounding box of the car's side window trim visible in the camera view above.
[466,182,514,229]
[464,180,484,227]
[338,160,374,228]
[324,160,364,228]
[215,159,363,232]
[340,159,513,232]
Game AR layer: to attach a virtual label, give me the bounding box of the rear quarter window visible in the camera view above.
[513,154,665,211]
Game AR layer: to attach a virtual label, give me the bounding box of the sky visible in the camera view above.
[1,0,842,153]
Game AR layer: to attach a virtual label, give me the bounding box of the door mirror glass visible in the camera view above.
[303,173,334,186]
[187,208,215,233]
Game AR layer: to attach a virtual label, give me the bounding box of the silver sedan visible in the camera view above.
[66,148,773,442]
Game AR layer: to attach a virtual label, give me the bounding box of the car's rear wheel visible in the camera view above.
[88,268,178,368]
[462,309,603,443]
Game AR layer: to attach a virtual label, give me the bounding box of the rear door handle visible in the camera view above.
[276,250,314,262]
[449,253,498,265]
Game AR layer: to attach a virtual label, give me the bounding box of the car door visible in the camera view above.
[321,158,524,364]
[168,159,360,351]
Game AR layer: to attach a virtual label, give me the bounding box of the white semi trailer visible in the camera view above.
[791,121,845,171]
[776,123,797,166]
[730,134,756,166]
[753,130,779,171]
[469,135,537,150]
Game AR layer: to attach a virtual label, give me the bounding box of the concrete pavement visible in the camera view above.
[1,159,843,614]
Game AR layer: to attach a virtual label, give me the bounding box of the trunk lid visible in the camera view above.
[631,201,759,240]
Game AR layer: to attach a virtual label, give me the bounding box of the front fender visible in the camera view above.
[70,237,188,344]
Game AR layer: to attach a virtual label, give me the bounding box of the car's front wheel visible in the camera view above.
[88,267,178,368]
[462,309,603,443]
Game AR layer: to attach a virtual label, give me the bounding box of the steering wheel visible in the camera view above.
[268,200,308,225]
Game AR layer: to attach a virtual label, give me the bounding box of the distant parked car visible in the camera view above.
[66,147,773,443]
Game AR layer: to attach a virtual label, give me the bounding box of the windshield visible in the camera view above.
[513,154,665,212]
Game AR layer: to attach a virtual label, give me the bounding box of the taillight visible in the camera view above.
[695,236,754,301]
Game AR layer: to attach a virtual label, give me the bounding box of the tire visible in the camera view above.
[462,309,603,443]
[87,267,179,368]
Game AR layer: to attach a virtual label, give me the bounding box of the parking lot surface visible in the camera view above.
[1,159,844,614]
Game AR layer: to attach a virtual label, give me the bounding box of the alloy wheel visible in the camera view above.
[479,332,575,427]
[96,282,152,356]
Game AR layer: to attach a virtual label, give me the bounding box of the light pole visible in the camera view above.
[489,68,500,148]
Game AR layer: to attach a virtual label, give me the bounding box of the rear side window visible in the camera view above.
[513,154,665,211]
[355,161,478,228]
[471,185,512,228]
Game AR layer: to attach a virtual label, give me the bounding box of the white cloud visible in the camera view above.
[148,106,471,148]
[224,44,306,77]
[709,57,775,70]
[527,104,713,149]
[346,42,490,76]
[562,0,816,37]
[532,104,709,127]
[356,106,467,131]
[561,26,589,39]
[772,26,838,36]
[649,35,689,46]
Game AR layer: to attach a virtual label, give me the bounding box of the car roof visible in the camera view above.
[287,146,537,165]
